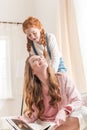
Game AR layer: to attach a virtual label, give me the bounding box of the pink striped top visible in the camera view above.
[24,73,82,123]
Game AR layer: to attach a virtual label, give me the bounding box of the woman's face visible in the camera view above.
[28,55,48,75]
[25,27,41,43]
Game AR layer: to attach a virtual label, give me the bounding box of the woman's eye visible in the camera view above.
[28,34,31,37]
[33,32,36,35]
[32,60,35,63]
[32,59,37,63]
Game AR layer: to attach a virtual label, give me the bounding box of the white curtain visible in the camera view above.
[0,22,26,99]
[74,0,87,91]
[56,0,87,92]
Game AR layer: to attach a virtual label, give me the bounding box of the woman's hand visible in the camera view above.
[18,110,38,123]
[55,109,67,126]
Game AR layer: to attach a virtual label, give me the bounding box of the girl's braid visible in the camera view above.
[27,37,32,54]
[40,29,47,58]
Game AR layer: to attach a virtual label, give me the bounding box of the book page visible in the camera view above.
[6,119,33,130]
[30,119,55,130]
[4,117,55,130]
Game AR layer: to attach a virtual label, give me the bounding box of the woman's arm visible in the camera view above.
[55,74,82,126]
[55,117,79,130]
[64,74,82,114]
[21,104,39,123]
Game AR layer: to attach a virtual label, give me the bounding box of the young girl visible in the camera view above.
[22,16,67,73]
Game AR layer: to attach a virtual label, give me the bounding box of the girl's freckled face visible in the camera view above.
[25,27,41,43]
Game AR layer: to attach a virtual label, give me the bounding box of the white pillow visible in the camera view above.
[81,93,87,106]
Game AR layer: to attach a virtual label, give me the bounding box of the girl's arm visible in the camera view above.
[48,33,61,72]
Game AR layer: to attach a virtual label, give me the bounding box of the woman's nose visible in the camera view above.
[38,58,41,61]
[31,34,35,39]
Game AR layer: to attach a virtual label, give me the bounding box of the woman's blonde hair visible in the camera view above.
[23,56,61,120]
[22,17,47,57]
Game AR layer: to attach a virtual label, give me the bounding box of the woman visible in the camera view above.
[21,55,87,130]
[22,16,67,73]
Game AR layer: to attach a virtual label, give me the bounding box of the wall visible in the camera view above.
[0,0,58,116]
[0,0,58,34]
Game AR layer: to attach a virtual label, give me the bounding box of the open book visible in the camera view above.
[5,117,55,130]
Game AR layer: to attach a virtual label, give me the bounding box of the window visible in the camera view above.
[0,37,12,99]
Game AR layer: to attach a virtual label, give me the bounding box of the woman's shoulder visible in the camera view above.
[55,73,68,93]
[55,72,69,83]
[55,73,72,93]
[55,73,76,88]
[55,72,67,78]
